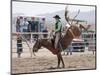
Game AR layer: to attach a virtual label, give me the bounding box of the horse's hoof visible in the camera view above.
[62,65,65,68]
[62,66,65,68]
[57,66,61,69]
[57,66,59,68]
[48,66,57,69]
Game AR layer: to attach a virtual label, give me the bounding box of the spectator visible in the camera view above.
[27,21,32,32]
[19,16,24,32]
[31,17,36,32]
[22,18,29,32]
[16,18,20,32]
[66,43,73,55]
[40,18,45,32]
[35,17,39,32]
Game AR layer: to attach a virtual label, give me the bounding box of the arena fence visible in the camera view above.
[12,32,96,57]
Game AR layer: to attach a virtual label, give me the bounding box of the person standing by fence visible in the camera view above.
[31,17,36,32]
[16,33,33,58]
[66,43,73,55]
[16,33,23,58]
[16,18,21,32]
[40,18,45,32]
[23,17,29,32]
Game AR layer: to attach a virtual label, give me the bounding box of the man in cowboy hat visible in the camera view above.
[53,15,62,50]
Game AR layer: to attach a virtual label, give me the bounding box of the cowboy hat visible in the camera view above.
[53,15,61,19]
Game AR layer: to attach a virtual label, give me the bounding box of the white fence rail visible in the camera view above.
[12,32,96,57]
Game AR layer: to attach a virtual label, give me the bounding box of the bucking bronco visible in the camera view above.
[32,6,90,68]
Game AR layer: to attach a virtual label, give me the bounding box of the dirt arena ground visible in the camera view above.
[12,47,96,74]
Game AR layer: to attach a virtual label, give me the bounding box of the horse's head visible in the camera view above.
[33,39,41,52]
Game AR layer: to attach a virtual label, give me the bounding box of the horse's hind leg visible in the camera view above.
[57,54,60,68]
[59,52,65,68]
[61,55,65,68]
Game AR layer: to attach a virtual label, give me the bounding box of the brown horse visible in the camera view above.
[32,6,91,68]
[32,24,90,68]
